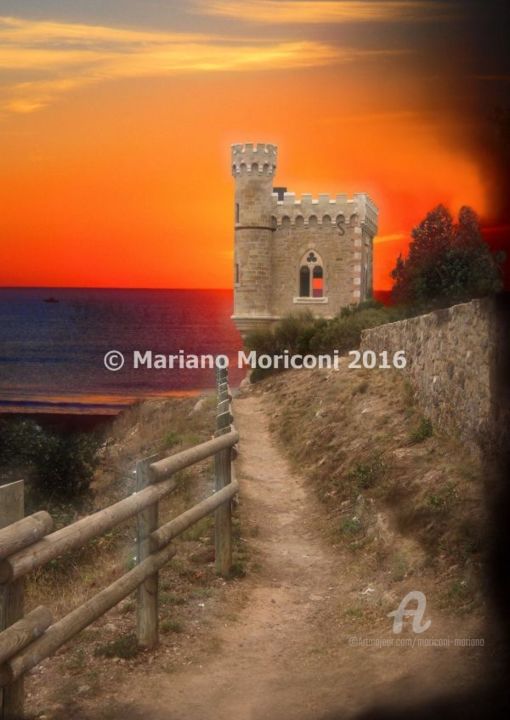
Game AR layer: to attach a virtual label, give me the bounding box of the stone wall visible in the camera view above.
[271,220,356,316]
[360,299,499,449]
[270,191,376,316]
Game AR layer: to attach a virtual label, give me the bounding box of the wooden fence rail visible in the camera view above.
[0,365,238,719]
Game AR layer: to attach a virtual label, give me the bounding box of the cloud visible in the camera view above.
[0,16,203,45]
[0,15,380,113]
[198,0,453,24]
[374,232,407,243]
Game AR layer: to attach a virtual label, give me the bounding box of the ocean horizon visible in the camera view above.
[0,287,243,415]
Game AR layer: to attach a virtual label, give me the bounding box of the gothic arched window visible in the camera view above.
[299,250,324,298]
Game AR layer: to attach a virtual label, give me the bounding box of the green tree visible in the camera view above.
[391,205,504,309]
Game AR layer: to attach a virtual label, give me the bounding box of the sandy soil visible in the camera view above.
[89,393,486,720]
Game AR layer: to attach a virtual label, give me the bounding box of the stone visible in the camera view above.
[360,298,498,451]
[190,397,208,414]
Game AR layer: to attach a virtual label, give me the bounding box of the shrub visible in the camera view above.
[340,517,363,536]
[0,418,100,503]
[347,455,387,490]
[245,302,404,381]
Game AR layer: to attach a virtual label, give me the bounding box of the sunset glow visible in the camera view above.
[0,1,506,291]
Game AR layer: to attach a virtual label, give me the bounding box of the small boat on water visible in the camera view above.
[43,297,59,303]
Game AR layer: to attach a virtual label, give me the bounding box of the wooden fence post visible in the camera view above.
[214,379,233,577]
[0,480,25,720]
[136,458,159,649]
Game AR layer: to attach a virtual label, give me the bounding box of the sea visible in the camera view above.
[0,288,243,415]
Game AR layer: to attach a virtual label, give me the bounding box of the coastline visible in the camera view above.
[0,389,205,418]
[0,412,116,433]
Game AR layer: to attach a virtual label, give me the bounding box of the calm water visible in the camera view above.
[0,288,243,414]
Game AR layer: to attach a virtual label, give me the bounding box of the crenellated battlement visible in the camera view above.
[271,191,378,229]
[231,142,277,176]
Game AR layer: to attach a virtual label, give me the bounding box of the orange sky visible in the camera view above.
[0,5,493,290]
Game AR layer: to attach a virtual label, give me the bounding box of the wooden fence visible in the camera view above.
[0,366,238,720]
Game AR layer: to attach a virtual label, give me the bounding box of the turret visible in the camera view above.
[231,143,277,335]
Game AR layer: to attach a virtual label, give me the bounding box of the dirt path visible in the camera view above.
[108,394,484,720]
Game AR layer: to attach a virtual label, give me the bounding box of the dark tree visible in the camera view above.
[391,204,504,309]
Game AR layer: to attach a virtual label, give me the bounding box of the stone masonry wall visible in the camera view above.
[270,190,377,316]
[271,221,357,316]
[360,299,497,449]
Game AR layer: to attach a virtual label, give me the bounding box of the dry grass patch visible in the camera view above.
[256,364,485,608]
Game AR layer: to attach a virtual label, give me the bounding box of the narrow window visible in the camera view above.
[235,263,240,285]
[299,266,310,297]
[312,265,324,297]
[363,265,369,297]
[235,203,240,223]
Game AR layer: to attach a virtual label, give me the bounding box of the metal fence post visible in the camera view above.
[0,480,25,720]
[136,458,159,649]
[214,370,233,577]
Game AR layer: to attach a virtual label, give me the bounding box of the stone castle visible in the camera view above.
[231,143,378,335]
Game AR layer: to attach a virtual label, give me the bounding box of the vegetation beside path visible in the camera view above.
[258,363,485,616]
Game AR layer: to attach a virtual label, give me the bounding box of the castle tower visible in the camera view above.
[231,143,277,336]
[230,143,378,336]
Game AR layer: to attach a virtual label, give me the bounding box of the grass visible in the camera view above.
[347,454,387,490]
[119,599,136,614]
[191,587,212,599]
[67,647,87,672]
[181,516,212,541]
[160,591,187,606]
[439,579,476,612]
[425,482,458,514]
[390,553,409,582]
[161,618,184,634]
[228,560,247,578]
[340,517,363,536]
[409,417,433,444]
[94,633,139,659]
[163,431,180,448]
[344,606,364,620]
[180,432,202,446]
